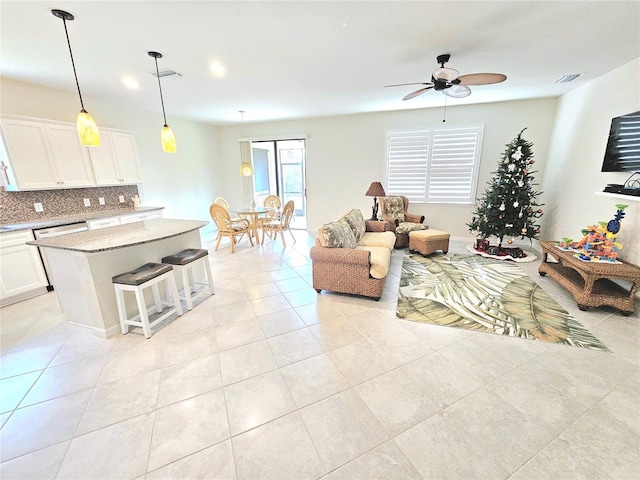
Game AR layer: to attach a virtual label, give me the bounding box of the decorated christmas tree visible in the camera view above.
[468,129,543,249]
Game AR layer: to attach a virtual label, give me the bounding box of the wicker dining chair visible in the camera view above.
[260,194,282,239]
[261,200,296,247]
[209,203,254,253]
[213,197,242,219]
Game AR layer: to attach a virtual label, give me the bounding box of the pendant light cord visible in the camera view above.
[61,17,86,112]
[152,57,169,126]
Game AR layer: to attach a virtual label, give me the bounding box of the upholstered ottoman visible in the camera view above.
[409,229,450,256]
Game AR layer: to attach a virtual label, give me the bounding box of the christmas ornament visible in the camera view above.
[518,180,524,187]
[513,201,519,208]
[499,203,505,211]
[508,163,516,172]
[511,146,523,160]
[508,238,513,244]
[521,227,527,234]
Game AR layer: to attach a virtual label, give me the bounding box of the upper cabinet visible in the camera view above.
[0,115,141,191]
[88,130,141,185]
[0,118,95,190]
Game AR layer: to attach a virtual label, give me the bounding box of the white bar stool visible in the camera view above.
[161,248,215,310]
[112,262,183,338]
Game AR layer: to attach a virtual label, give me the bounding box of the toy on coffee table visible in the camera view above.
[557,204,628,262]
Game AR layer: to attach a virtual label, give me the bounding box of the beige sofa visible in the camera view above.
[310,208,396,300]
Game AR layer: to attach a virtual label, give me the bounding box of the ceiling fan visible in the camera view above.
[386,54,507,100]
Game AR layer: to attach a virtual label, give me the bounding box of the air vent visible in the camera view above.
[151,70,182,78]
[554,74,581,83]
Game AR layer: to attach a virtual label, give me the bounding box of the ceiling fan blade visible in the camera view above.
[458,73,507,86]
[385,82,431,88]
[402,86,433,101]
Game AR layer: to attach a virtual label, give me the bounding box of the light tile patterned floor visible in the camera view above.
[0,232,638,479]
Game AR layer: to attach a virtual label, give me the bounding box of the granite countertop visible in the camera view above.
[0,206,165,233]
[27,218,208,253]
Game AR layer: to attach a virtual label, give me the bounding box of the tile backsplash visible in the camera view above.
[1,185,140,224]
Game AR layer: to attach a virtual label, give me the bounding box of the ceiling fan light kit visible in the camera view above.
[386,53,507,101]
[433,67,459,82]
[443,84,472,98]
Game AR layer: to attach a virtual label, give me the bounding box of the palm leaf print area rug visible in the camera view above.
[397,253,608,350]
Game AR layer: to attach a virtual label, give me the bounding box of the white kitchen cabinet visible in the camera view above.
[0,230,49,306]
[88,130,141,185]
[87,209,163,230]
[87,217,122,230]
[0,118,95,190]
[119,210,163,224]
[45,124,96,187]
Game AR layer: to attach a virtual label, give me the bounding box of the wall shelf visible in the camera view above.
[594,191,640,202]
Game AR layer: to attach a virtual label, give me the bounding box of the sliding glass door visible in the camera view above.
[251,139,307,229]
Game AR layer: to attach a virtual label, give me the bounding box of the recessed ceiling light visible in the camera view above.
[210,63,226,77]
[554,74,581,83]
[123,77,139,89]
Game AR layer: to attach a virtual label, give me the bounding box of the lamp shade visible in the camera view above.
[365,181,386,197]
[161,125,177,153]
[77,110,100,146]
[239,162,254,176]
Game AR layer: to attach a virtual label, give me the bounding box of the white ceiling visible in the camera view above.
[1,1,639,126]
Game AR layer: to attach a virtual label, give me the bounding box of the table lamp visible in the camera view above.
[365,181,386,220]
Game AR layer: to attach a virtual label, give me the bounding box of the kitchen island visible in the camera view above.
[28,218,208,338]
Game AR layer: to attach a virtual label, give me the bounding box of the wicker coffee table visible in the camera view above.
[538,240,640,315]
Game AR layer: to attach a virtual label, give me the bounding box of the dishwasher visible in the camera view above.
[32,222,88,291]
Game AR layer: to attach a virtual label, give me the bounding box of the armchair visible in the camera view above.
[380,195,428,248]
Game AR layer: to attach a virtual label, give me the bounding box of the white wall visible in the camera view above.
[217,98,558,238]
[0,78,221,232]
[541,58,640,265]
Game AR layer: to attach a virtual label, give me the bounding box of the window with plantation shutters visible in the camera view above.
[386,125,483,204]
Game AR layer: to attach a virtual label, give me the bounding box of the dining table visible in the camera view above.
[233,206,272,241]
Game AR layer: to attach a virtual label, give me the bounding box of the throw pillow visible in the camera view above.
[396,222,428,234]
[382,196,405,222]
[340,208,366,242]
[317,220,357,248]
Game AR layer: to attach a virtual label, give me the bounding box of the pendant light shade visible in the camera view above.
[148,51,176,153]
[52,9,100,146]
[77,109,100,146]
[161,125,177,153]
[239,162,254,176]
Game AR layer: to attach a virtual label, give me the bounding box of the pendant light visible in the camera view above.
[148,51,177,153]
[51,9,100,146]
[238,111,254,176]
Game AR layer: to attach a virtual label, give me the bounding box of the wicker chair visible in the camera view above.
[260,195,282,239]
[213,197,241,219]
[261,200,296,247]
[209,203,253,253]
[380,195,427,248]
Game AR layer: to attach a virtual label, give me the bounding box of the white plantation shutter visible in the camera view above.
[386,130,430,201]
[386,125,483,204]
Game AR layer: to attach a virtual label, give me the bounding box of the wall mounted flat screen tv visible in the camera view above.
[601,110,640,172]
